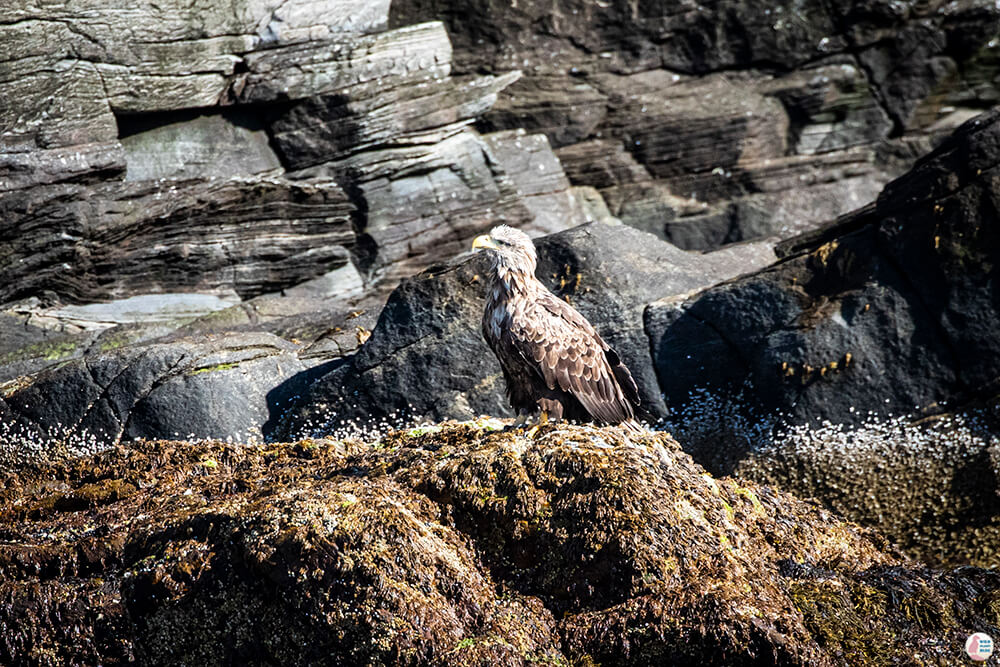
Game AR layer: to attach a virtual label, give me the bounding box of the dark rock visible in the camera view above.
[546,69,897,249]
[0,333,310,463]
[646,108,1000,567]
[478,75,609,148]
[0,422,996,665]
[281,223,775,436]
[649,108,1000,438]
[391,0,845,75]
[392,0,1000,248]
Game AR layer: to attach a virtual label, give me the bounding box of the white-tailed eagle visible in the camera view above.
[472,225,640,427]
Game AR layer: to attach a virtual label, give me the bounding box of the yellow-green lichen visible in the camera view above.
[187,361,240,375]
[0,339,78,365]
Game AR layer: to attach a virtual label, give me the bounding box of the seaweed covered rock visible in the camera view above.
[734,408,1000,570]
[0,422,997,665]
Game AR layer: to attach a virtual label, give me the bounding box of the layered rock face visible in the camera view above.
[392,0,1000,249]
[0,2,598,303]
[4,0,998,451]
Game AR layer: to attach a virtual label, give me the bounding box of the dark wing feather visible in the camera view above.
[508,292,638,424]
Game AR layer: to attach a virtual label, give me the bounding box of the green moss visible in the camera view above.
[407,425,443,437]
[97,331,137,352]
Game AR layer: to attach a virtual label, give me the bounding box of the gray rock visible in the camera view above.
[0,8,450,190]
[761,62,894,155]
[44,294,242,329]
[237,22,453,104]
[0,333,310,463]
[121,112,282,182]
[293,126,591,286]
[393,0,1000,249]
[270,70,521,170]
[0,176,355,305]
[481,130,599,235]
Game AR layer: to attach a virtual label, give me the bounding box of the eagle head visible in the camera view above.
[471,225,537,276]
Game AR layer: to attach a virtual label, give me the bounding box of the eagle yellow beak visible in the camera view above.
[472,235,498,251]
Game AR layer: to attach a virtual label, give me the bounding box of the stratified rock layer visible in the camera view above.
[392,0,1000,248]
[1,422,995,666]
[0,4,591,313]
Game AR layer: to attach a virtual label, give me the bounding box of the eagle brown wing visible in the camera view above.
[508,292,639,424]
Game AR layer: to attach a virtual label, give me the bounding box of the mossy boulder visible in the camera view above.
[1,422,996,665]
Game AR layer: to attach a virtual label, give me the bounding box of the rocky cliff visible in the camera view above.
[393,0,1000,249]
[3,0,998,454]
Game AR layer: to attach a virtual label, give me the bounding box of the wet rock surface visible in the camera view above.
[0,333,309,458]
[734,409,1000,570]
[2,422,996,666]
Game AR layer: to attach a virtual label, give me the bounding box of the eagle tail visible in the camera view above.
[621,418,645,435]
